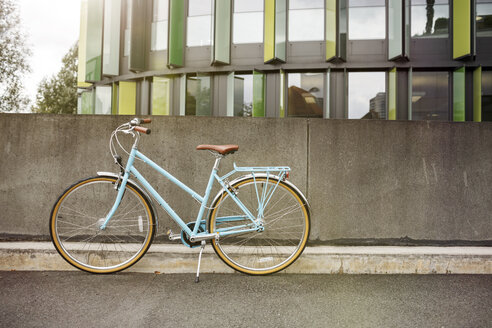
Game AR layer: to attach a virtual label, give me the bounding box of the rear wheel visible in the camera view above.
[208,176,310,275]
[50,176,155,273]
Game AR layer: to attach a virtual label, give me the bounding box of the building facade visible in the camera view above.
[77,0,492,121]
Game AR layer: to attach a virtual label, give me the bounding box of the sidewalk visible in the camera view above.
[1,242,491,274]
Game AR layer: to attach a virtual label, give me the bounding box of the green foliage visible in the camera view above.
[0,0,31,112]
[33,43,78,114]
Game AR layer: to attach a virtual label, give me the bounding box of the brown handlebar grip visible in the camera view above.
[134,126,151,134]
[142,118,152,124]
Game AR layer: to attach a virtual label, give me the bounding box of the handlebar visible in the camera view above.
[128,118,152,134]
[134,126,151,134]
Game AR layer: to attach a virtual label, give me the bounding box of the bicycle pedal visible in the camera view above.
[167,230,181,241]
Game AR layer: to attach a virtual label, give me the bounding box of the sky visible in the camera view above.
[17,0,80,105]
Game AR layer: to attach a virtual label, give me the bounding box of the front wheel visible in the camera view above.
[50,176,156,273]
[208,176,310,275]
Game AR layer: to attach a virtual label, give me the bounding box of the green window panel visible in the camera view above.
[80,91,94,114]
[103,0,121,76]
[212,0,231,65]
[152,77,171,115]
[388,0,409,60]
[85,0,104,82]
[119,81,137,115]
[453,67,465,122]
[325,0,347,62]
[78,0,92,87]
[168,0,185,68]
[112,83,118,115]
[474,67,482,122]
[130,0,148,72]
[388,68,397,120]
[453,0,472,59]
[264,0,286,63]
[253,71,265,117]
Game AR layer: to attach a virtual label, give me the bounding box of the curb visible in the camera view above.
[1,242,491,274]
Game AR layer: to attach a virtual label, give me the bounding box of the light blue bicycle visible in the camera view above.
[50,118,311,281]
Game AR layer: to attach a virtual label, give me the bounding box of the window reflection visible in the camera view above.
[287,73,324,117]
[186,75,211,116]
[482,71,492,121]
[412,71,449,121]
[477,0,492,37]
[187,0,212,47]
[233,0,263,44]
[348,0,386,40]
[151,0,168,51]
[411,0,449,38]
[348,72,386,119]
[234,74,253,116]
[95,86,112,115]
[288,0,324,41]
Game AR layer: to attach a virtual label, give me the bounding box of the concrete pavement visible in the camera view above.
[1,242,491,274]
[1,272,491,327]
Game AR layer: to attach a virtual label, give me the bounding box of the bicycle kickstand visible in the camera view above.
[195,240,206,283]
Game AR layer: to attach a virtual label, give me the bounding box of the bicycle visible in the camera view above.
[50,118,311,282]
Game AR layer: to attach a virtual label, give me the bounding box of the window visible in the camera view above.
[233,0,263,44]
[151,0,169,51]
[95,86,112,115]
[348,72,386,119]
[187,0,212,47]
[411,0,449,38]
[152,76,171,115]
[411,71,449,121]
[124,0,131,56]
[288,0,324,41]
[477,0,492,37]
[348,0,386,40]
[234,74,253,116]
[287,73,324,118]
[482,71,492,121]
[186,75,211,115]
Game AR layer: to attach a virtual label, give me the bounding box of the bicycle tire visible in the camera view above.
[50,176,156,273]
[208,175,310,275]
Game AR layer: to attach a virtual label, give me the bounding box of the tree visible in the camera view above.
[0,0,31,112]
[33,43,78,114]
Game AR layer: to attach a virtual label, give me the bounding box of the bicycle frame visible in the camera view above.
[101,144,291,241]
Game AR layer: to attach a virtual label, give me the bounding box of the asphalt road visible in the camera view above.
[0,272,491,328]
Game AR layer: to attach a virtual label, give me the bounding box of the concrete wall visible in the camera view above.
[1,114,491,245]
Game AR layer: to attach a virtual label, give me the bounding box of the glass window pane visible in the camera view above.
[348,0,386,40]
[253,71,265,117]
[482,71,492,121]
[289,9,324,41]
[124,0,131,56]
[234,12,263,43]
[80,91,94,114]
[119,81,136,115]
[287,73,324,118]
[95,86,112,115]
[411,0,449,38]
[103,0,121,76]
[477,0,492,37]
[412,71,449,121]
[188,0,212,16]
[152,77,171,115]
[348,72,386,119]
[453,67,465,122]
[234,74,253,116]
[290,0,324,10]
[187,16,211,46]
[186,75,211,116]
[154,0,169,20]
[234,0,263,12]
[152,0,168,51]
[86,0,104,81]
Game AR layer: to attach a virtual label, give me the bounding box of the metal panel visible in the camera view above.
[119,81,137,115]
[388,0,409,60]
[264,0,286,63]
[264,0,275,62]
[473,67,482,122]
[212,0,231,65]
[130,0,148,72]
[168,0,185,68]
[453,67,465,122]
[453,0,472,59]
[78,0,92,87]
